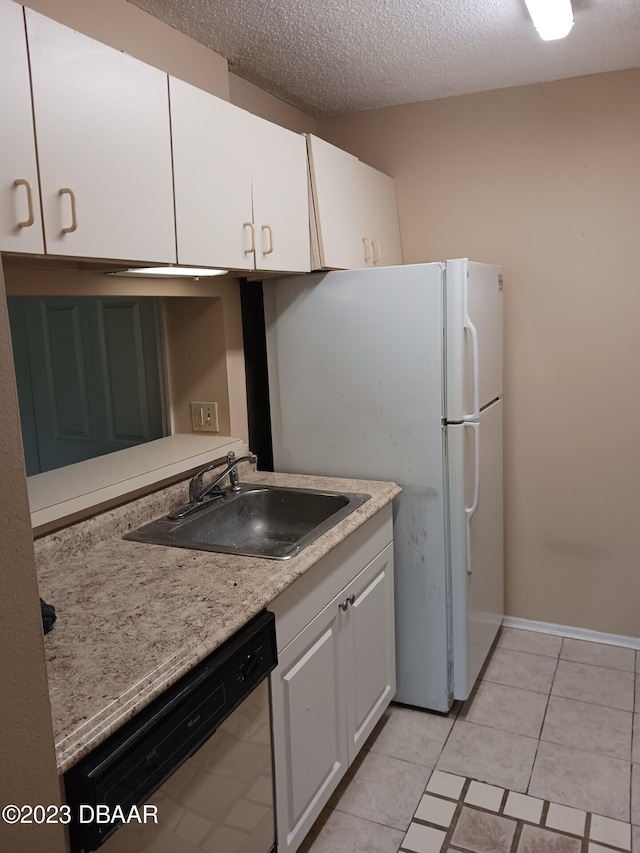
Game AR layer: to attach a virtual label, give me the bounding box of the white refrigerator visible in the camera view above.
[264,259,503,712]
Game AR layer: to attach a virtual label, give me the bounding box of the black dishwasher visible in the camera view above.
[65,610,277,853]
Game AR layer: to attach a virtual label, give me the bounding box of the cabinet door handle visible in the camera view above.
[262,224,274,255]
[363,237,372,262]
[243,222,255,254]
[59,188,78,234]
[339,594,356,612]
[372,240,381,265]
[14,179,35,228]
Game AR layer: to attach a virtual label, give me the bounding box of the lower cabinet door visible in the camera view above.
[344,543,396,763]
[271,600,348,853]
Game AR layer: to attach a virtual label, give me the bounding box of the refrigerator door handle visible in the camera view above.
[463,307,480,422]
[464,421,480,576]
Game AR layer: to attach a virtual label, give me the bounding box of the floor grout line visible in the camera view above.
[306,627,638,852]
[480,673,635,715]
[398,773,634,853]
[526,649,561,794]
[496,636,636,674]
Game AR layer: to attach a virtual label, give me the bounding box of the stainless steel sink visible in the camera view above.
[124,483,370,560]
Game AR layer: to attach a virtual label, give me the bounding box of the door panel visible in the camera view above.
[7,298,40,476]
[449,399,504,700]
[344,544,396,762]
[23,298,102,472]
[170,77,254,270]
[26,8,176,262]
[11,296,165,474]
[0,0,44,253]
[92,298,165,453]
[271,603,348,852]
[362,162,403,268]
[307,135,368,270]
[248,113,310,273]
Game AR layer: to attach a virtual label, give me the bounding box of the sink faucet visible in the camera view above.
[168,451,258,521]
[189,451,257,503]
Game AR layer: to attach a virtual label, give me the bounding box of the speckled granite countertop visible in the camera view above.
[35,467,400,774]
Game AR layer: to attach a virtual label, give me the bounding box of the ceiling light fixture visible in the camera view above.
[107,266,229,279]
[524,0,574,40]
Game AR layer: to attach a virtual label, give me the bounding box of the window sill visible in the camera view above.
[28,433,245,536]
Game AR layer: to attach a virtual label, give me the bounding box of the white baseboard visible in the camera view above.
[501,615,640,652]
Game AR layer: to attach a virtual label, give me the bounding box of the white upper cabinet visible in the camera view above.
[245,111,311,273]
[361,160,403,269]
[24,8,176,263]
[307,134,402,270]
[3,3,309,270]
[170,77,254,271]
[171,77,310,275]
[0,0,44,254]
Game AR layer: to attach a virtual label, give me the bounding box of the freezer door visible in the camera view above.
[445,259,503,422]
[447,398,504,700]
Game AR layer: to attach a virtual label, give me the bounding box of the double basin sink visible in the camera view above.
[125,483,370,560]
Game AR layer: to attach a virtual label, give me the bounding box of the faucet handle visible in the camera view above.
[227,451,236,465]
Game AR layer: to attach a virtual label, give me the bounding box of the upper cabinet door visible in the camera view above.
[247,113,310,274]
[361,161,403,269]
[170,77,254,271]
[307,135,364,270]
[25,9,176,263]
[0,0,44,253]
[307,134,402,270]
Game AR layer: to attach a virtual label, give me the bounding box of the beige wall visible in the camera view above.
[0,261,66,852]
[318,68,640,637]
[229,73,318,134]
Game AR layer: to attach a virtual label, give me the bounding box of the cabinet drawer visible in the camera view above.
[270,504,392,652]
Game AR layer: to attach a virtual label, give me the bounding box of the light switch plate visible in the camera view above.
[190,401,219,432]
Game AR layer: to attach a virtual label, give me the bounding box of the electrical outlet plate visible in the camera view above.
[190,401,219,432]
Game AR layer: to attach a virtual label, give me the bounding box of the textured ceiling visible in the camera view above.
[128,0,640,116]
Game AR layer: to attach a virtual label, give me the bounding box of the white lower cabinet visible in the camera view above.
[270,509,395,853]
[271,597,349,853]
[344,545,396,762]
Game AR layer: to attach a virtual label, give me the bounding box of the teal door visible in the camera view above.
[7,296,166,475]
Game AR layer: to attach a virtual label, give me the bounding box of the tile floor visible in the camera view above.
[299,627,640,853]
